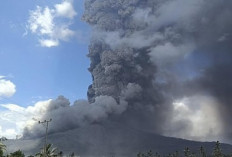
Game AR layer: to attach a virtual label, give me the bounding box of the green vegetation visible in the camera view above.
[0,141,6,157]
[0,141,79,157]
[137,141,231,157]
[213,141,224,157]
[0,140,231,157]
[9,150,25,157]
[35,144,58,157]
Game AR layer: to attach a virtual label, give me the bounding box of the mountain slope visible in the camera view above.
[4,123,232,157]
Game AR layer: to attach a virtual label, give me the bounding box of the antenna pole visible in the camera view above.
[38,118,52,157]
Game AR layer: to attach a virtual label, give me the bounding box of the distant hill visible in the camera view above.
[4,123,232,157]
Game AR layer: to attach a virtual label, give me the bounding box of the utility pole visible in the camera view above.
[38,118,52,157]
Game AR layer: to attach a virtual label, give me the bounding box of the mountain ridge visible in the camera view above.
[4,123,232,157]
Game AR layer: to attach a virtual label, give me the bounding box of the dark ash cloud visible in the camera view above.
[23,0,232,143]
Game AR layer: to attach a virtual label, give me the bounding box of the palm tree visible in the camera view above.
[36,144,58,157]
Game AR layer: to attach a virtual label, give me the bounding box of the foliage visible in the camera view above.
[0,140,229,157]
[57,151,63,157]
[138,141,228,157]
[184,147,191,157]
[0,149,3,157]
[137,150,160,157]
[200,146,207,157]
[213,141,224,157]
[69,152,75,157]
[0,142,6,157]
[9,150,25,157]
[0,137,7,142]
[35,144,58,157]
[0,142,6,152]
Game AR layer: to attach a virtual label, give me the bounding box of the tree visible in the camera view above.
[0,137,7,142]
[57,151,63,157]
[184,147,191,157]
[213,141,224,157]
[0,149,3,157]
[137,150,158,157]
[69,152,75,157]
[9,150,25,157]
[36,144,58,157]
[0,142,6,157]
[0,142,6,151]
[200,146,207,157]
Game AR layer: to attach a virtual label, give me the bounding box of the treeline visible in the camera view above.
[0,142,77,157]
[137,141,230,157]
[0,141,231,157]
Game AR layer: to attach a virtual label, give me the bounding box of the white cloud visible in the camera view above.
[1,104,25,113]
[29,6,54,35]
[39,39,59,47]
[0,126,17,139]
[55,1,77,19]
[0,105,27,139]
[0,99,52,139]
[28,0,77,47]
[56,28,75,41]
[0,77,16,98]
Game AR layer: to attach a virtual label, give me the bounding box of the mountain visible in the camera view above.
[4,123,232,157]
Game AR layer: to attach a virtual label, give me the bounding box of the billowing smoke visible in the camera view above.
[23,95,127,139]
[82,0,232,141]
[23,0,232,142]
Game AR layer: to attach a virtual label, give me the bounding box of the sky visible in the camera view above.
[0,0,91,138]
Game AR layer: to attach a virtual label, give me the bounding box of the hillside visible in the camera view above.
[3,123,232,157]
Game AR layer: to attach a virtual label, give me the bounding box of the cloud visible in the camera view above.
[149,42,195,66]
[39,39,59,47]
[0,95,128,139]
[163,95,223,141]
[0,104,26,139]
[16,0,232,144]
[0,76,16,98]
[29,7,54,35]
[0,126,17,139]
[23,95,128,139]
[82,0,232,143]
[0,97,65,139]
[0,99,52,139]
[28,0,77,47]
[55,1,77,19]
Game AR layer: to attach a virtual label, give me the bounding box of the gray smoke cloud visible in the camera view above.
[82,0,232,141]
[23,0,232,143]
[23,95,127,139]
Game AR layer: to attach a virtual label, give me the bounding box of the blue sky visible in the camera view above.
[0,0,91,107]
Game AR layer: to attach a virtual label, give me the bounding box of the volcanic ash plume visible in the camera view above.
[24,0,232,142]
[82,0,232,141]
[81,0,198,135]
